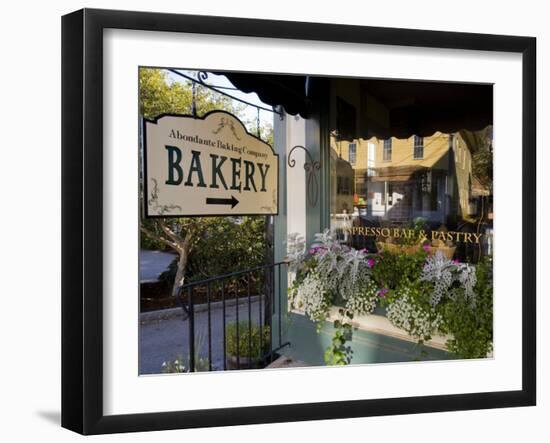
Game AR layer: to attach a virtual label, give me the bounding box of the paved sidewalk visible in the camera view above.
[139,250,176,283]
[139,298,266,374]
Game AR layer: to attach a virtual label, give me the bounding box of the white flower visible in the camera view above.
[344,280,378,316]
[387,288,442,341]
[286,232,307,271]
[296,272,331,322]
[288,230,377,322]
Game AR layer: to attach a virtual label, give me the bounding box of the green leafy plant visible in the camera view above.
[324,317,354,365]
[370,248,428,302]
[436,257,493,358]
[288,230,494,364]
[225,322,271,360]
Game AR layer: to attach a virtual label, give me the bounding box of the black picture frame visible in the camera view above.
[62,8,536,435]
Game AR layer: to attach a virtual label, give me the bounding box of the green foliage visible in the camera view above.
[437,258,493,358]
[370,249,428,300]
[188,217,266,280]
[324,317,354,366]
[378,252,492,357]
[466,126,493,191]
[225,322,271,359]
[157,217,266,284]
[141,229,167,250]
[140,68,191,119]
[260,123,274,147]
[289,232,494,364]
[242,116,274,146]
[139,68,240,120]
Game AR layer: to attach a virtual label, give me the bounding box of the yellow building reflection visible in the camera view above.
[330,130,492,232]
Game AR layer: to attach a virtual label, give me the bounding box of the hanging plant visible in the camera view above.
[288,230,378,364]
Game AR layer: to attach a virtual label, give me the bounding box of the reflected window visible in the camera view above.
[413,135,424,159]
[383,139,392,161]
[348,143,357,165]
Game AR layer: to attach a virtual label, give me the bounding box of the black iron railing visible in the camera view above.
[177,261,290,372]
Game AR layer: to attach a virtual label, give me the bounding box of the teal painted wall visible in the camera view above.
[284,313,451,366]
[272,111,288,351]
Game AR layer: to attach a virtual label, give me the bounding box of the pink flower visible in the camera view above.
[309,246,327,255]
[422,244,431,252]
[452,258,460,264]
[367,258,375,268]
[378,288,389,297]
[360,248,369,253]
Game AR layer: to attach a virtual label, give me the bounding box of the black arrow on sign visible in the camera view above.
[206,195,239,209]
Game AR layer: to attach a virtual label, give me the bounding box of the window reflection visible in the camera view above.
[330,129,493,263]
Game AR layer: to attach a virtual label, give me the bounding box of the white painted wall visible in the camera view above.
[285,115,307,241]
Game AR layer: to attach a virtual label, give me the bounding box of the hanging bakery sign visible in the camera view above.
[144,111,278,217]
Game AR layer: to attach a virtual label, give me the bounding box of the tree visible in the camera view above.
[139,68,268,301]
[186,216,267,281]
[139,68,243,119]
[242,115,274,146]
[140,219,197,298]
[460,126,493,192]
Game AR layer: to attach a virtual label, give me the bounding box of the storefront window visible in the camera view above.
[329,80,493,265]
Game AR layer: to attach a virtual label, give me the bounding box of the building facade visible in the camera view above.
[330,132,478,231]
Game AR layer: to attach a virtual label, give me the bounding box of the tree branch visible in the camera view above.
[160,223,184,245]
[140,225,181,253]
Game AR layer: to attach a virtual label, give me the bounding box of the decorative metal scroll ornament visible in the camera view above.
[287,145,321,208]
[168,69,283,115]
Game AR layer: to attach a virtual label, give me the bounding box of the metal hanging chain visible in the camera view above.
[191,81,197,117]
[168,69,283,116]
